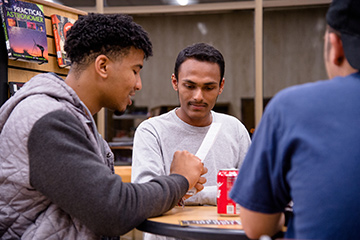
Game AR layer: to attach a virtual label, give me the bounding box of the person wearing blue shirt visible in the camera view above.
[230,0,360,239]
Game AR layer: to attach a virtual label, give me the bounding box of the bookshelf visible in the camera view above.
[105,105,149,166]
[0,0,86,107]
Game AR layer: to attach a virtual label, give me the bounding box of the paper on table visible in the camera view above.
[179,219,241,226]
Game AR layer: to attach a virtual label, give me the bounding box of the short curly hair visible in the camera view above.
[64,13,153,68]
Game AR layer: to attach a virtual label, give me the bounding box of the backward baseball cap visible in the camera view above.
[326,0,360,70]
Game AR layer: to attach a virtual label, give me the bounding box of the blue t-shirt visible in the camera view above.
[230,72,360,239]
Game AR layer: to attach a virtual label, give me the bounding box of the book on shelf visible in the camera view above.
[51,14,75,68]
[8,81,24,96]
[0,0,48,63]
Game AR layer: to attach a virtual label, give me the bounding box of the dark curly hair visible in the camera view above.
[64,13,153,68]
[174,43,225,84]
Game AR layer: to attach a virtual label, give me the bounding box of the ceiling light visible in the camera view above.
[176,0,189,6]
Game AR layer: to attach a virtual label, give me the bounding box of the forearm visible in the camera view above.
[31,159,188,236]
[83,174,188,236]
[28,111,188,236]
[240,206,284,239]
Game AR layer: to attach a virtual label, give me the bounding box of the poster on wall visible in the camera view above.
[0,0,48,64]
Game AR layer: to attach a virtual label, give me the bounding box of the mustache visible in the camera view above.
[188,101,208,107]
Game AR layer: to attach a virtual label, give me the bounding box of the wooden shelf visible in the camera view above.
[110,145,133,150]
[1,0,86,102]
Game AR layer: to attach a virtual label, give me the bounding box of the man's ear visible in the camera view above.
[95,55,110,78]
[329,32,345,66]
[171,74,178,91]
[218,78,225,95]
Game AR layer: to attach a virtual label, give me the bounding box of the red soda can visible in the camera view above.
[217,169,239,216]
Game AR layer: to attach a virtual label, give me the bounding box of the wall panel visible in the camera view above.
[133,10,255,119]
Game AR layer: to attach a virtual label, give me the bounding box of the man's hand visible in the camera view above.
[170,150,207,190]
[193,175,207,192]
[182,175,207,200]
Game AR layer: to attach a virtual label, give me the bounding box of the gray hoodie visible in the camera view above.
[0,73,188,239]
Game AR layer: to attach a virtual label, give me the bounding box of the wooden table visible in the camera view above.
[137,206,249,240]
